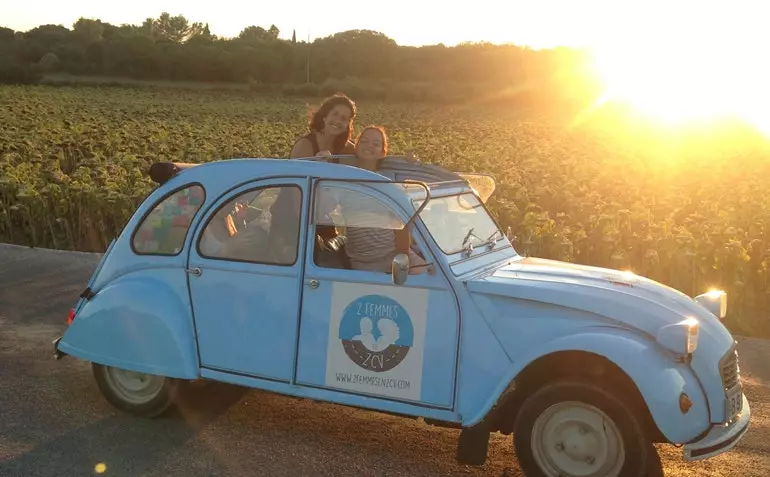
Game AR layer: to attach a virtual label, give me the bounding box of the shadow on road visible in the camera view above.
[0,382,248,477]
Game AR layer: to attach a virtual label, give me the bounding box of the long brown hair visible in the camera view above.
[309,93,357,153]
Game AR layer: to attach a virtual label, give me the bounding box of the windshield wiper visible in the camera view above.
[462,227,480,247]
[462,228,506,256]
[461,227,483,256]
[484,230,502,249]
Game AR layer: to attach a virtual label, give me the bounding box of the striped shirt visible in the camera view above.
[329,189,401,267]
[315,184,403,269]
[345,226,398,265]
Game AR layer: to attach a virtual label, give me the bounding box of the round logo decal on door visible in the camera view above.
[338,294,414,372]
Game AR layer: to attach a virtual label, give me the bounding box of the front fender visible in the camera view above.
[468,327,711,444]
[58,270,199,379]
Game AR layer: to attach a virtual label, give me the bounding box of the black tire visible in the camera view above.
[512,378,663,477]
[92,363,184,418]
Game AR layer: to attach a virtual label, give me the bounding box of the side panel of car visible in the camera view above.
[197,367,463,423]
[57,269,201,379]
[451,289,515,421]
[294,274,461,408]
[465,293,712,443]
[185,178,309,382]
[467,269,736,426]
[294,181,462,410]
[59,181,209,378]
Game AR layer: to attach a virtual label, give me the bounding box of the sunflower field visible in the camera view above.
[1,84,769,337]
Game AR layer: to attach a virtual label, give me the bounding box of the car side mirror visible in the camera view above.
[392,253,410,286]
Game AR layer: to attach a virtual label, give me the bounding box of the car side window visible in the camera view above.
[198,185,302,266]
[313,183,406,271]
[132,184,205,255]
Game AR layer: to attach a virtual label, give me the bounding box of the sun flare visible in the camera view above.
[585,7,770,135]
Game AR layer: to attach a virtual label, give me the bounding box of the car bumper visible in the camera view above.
[53,336,67,360]
[683,393,751,461]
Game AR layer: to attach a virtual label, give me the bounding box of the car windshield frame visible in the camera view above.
[408,185,509,257]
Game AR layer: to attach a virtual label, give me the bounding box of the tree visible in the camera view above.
[188,23,215,45]
[0,11,592,108]
[150,13,204,43]
[238,25,280,44]
[72,18,104,44]
[0,27,15,44]
[24,24,71,48]
[309,30,398,81]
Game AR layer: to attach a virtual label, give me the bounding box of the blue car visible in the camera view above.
[53,155,750,476]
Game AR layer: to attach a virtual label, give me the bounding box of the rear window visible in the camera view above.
[132,184,206,255]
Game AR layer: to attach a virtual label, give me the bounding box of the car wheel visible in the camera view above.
[92,363,182,418]
[513,378,663,477]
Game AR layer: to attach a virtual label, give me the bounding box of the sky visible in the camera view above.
[2,0,766,49]
[1,0,767,52]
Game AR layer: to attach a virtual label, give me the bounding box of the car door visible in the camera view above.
[295,179,460,409]
[186,178,307,382]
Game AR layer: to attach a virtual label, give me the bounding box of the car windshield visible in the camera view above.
[413,192,504,255]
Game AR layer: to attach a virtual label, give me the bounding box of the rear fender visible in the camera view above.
[58,270,199,379]
[471,327,711,444]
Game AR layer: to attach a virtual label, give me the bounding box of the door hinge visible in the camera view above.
[79,287,95,300]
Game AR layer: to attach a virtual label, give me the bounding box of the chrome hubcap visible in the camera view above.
[104,367,165,405]
[531,401,625,477]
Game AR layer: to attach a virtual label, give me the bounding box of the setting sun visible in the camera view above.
[585,2,770,134]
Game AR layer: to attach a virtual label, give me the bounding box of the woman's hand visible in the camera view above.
[316,150,332,160]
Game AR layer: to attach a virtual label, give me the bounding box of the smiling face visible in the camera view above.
[355,127,387,162]
[323,104,353,137]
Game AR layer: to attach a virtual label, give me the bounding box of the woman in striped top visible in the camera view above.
[341,126,427,274]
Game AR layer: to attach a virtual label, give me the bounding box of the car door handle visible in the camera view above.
[306,279,320,289]
[186,267,202,277]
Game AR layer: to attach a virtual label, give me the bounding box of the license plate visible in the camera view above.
[726,386,744,419]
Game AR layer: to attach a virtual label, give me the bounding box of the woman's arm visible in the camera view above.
[289,137,316,159]
[328,141,358,166]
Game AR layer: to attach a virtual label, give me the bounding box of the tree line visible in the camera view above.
[0,13,603,106]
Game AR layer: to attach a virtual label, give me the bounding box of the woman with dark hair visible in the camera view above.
[289,93,358,162]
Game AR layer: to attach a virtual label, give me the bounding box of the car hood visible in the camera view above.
[466,256,734,347]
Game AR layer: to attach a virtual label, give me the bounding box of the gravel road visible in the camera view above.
[0,243,767,476]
